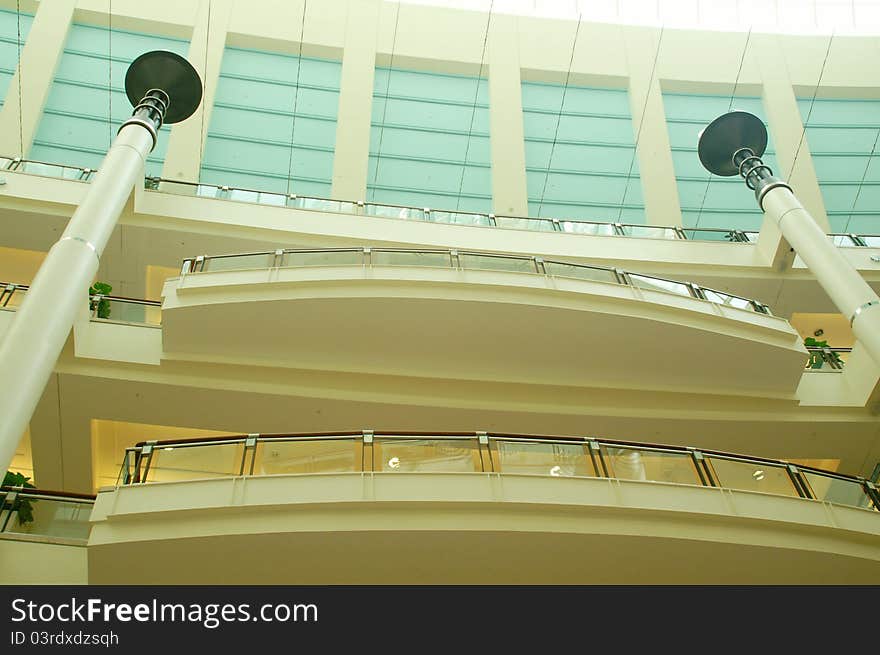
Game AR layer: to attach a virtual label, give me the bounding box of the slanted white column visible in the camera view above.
[162,0,233,182]
[0,0,76,157]
[761,186,880,366]
[487,13,529,217]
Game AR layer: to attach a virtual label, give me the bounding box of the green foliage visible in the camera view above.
[804,337,843,369]
[3,470,36,525]
[89,281,113,319]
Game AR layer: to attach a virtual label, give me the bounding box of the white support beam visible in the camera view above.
[330,0,380,201]
[162,0,233,182]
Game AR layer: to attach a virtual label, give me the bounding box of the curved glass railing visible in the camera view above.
[117,431,880,514]
[180,247,773,315]
[0,282,161,326]
[0,487,94,543]
[3,156,878,248]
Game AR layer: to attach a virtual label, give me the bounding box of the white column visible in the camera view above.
[487,13,529,217]
[0,0,76,157]
[161,0,233,182]
[0,123,154,476]
[624,26,682,227]
[330,0,381,201]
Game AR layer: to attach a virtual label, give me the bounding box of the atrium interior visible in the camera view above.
[1,0,880,583]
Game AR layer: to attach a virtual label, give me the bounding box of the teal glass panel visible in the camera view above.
[30,23,188,175]
[522,81,644,223]
[797,97,880,233]
[368,67,491,212]
[663,93,778,231]
[0,9,33,110]
[201,47,341,197]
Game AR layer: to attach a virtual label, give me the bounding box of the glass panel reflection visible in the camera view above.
[802,471,873,510]
[429,211,492,227]
[372,250,450,268]
[700,288,754,311]
[681,228,742,242]
[619,225,678,240]
[860,235,880,247]
[283,250,363,267]
[2,497,91,541]
[708,457,799,497]
[365,204,425,220]
[374,438,480,473]
[146,442,245,483]
[601,446,701,485]
[559,220,616,236]
[494,216,556,232]
[494,440,594,477]
[460,253,536,274]
[203,253,275,272]
[253,439,359,475]
[628,273,691,297]
[544,261,617,284]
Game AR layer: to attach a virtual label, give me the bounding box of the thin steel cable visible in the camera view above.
[285,0,308,196]
[199,0,211,182]
[15,0,23,157]
[535,12,583,218]
[788,31,834,185]
[693,27,752,229]
[616,26,664,223]
[369,1,401,203]
[453,0,493,213]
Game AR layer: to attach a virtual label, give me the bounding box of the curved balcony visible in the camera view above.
[89,431,880,584]
[161,247,806,395]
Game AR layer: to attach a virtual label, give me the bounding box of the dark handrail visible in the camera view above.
[0,486,96,501]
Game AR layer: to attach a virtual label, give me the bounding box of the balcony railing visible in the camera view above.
[805,346,851,371]
[0,486,95,543]
[0,282,161,326]
[181,247,773,315]
[3,156,879,248]
[117,431,880,514]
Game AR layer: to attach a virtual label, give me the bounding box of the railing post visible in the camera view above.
[673,226,687,240]
[194,255,206,272]
[613,268,629,286]
[488,213,497,227]
[135,440,158,484]
[588,439,608,478]
[450,249,461,270]
[242,434,259,476]
[476,432,492,472]
[863,480,880,511]
[786,464,812,499]
[534,257,546,275]
[687,448,715,487]
[363,247,372,267]
[362,430,374,473]
[551,218,561,232]
[0,488,18,531]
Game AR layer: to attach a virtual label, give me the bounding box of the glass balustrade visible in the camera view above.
[0,489,94,542]
[5,156,880,251]
[117,432,880,515]
[180,247,772,315]
[1,282,160,326]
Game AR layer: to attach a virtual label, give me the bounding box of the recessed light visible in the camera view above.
[163,447,174,451]
[753,469,765,481]
[550,465,562,477]
[388,456,400,469]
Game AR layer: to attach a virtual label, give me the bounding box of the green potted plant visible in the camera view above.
[3,470,36,525]
[89,281,112,319]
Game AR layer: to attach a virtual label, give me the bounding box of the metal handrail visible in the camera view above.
[179,246,772,315]
[117,429,880,513]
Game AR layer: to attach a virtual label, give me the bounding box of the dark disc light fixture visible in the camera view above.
[125,50,203,125]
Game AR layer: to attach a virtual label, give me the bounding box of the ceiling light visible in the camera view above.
[388,456,401,469]
[163,447,174,451]
[752,469,765,481]
[550,465,562,476]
